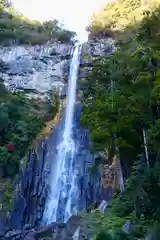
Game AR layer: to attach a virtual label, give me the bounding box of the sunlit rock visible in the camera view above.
[122,220,132,235]
[72,226,80,240]
[98,200,108,214]
[0,42,72,95]
[82,37,116,58]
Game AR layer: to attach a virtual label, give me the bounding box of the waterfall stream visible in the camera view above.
[43,44,82,224]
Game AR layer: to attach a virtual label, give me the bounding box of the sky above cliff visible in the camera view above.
[12,0,109,41]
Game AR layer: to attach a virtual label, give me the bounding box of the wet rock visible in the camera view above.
[63,216,92,240]
[0,59,9,72]
[11,103,101,228]
[122,220,132,235]
[0,214,9,237]
[98,200,108,214]
[49,48,58,56]
[63,60,70,82]
[10,40,116,230]
[23,230,36,240]
[72,226,80,240]
[36,223,62,238]
[10,141,47,229]
[5,230,21,238]
[23,224,33,231]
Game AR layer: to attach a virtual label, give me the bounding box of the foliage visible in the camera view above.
[0,82,45,178]
[0,179,13,212]
[81,1,160,238]
[0,0,76,45]
[87,0,160,41]
[96,230,129,240]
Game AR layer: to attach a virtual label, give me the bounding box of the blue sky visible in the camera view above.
[12,0,108,41]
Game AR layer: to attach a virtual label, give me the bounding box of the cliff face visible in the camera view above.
[0,37,120,239]
[0,41,72,98]
[79,38,124,200]
[0,39,72,236]
[78,38,116,92]
[10,103,101,230]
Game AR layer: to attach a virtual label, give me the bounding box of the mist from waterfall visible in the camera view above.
[43,44,82,224]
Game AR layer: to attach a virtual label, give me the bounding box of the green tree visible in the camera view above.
[81,1,160,238]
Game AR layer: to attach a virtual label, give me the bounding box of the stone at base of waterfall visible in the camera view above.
[4,229,22,239]
[98,200,108,213]
[2,215,94,240]
[72,227,80,240]
[122,220,132,235]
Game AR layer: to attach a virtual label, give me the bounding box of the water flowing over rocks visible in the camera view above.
[2,216,93,240]
[0,41,72,98]
[0,37,123,239]
[9,103,101,230]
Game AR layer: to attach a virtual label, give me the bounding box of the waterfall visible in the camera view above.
[115,143,124,192]
[43,44,82,224]
[118,159,124,192]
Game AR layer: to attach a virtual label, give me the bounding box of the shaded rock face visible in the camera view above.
[0,213,9,237]
[7,38,118,235]
[70,104,101,212]
[10,103,101,230]
[0,42,72,98]
[3,216,92,240]
[82,38,116,58]
[10,120,64,229]
[78,38,116,91]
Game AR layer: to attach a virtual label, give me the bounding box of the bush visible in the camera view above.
[81,1,160,239]
[0,84,45,178]
[0,1,76,45]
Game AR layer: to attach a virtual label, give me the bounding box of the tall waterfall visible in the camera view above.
[43,44,82,224]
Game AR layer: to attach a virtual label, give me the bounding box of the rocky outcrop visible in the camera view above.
[2,215,93,240]
[82,37,116,58]
[78,37,124,202]
[1,37,121,238]
[9,103,101,230]
[0,41,72,98]
[78,38,116,91]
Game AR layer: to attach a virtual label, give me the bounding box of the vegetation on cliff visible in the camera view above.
[0,81,44,178]
[0,82,59,213]
[87,0,160,41]
[0,0,76,45]
[81,0,160,239]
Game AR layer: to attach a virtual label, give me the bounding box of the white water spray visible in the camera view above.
[43,44,82,224]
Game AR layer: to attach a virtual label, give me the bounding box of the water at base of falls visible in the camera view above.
[43,44,82,224]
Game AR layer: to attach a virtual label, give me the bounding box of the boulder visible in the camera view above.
[5,230,21,238]
[122,220,132,235]
[98,200,108,214]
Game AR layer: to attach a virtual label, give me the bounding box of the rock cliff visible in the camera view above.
[78,38,116,91]
[0,37,119,239]
[10,103,101,230]
[0,41,72,99]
